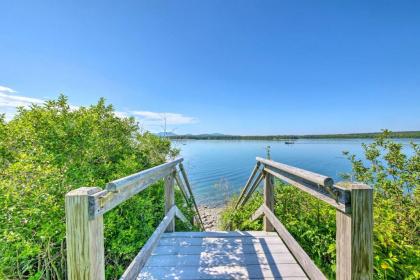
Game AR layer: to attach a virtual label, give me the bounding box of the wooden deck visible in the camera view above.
[65,158,373,280]
[137,231,308,280]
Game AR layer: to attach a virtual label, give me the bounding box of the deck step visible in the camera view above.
[137,231,308,279]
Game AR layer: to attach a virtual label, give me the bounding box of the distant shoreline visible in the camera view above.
[167,131,420,140]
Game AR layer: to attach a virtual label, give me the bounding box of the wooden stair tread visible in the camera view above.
[137,231,308,280]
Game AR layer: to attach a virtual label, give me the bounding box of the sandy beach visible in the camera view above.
[198,205,225,231]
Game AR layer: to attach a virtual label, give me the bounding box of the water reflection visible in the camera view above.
[172,139,418,206]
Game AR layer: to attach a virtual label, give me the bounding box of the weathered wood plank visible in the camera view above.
[336,207,351,280]
[264,167,350,213]
[138,231,310,279]
[174,205,192,229]
[106,158,183,192]
[92,173,173,217]
[161,231,279,238]
[138,263,307,279]
[240,171,265,206]
[152,243,290,255]
[145,252,297,267]
[179,163,205,230]
[262,205,327,280]
[120,206,176,280]
[336,183,373,280]
[174,172,190,199]
[178,163,193,196]
[164,172,175,232]
[90,159,183,217]
[235,162,261,208]
[65,187,105,280]
[264,172,274,231]
[257,157,333,187]
[159,236,284,246]
[251,204,265,221]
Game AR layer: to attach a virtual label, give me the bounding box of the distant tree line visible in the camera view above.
[168,131,420,140]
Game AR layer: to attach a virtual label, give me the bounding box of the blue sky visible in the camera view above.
[1,0,419,135]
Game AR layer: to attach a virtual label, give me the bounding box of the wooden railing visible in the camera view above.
[65,158,203,280]
[237,157,373,280]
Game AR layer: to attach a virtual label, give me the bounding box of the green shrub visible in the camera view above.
[0,96,192,279]
[220,184,336,278]
[221,131,420,279]
[343,130,419,279]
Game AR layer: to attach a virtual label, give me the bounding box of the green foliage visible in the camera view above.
[221,130,420,279]
[220,185,337,278]
[0,96,191,279]
[220,195,263,231]
[343,130,419,279]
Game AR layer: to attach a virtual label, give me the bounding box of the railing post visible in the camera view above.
[336,183,373,280]
[263,172,274,231]
[164,170,175,232]
[65,187,105,280]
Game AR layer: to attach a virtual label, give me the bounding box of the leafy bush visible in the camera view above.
[221,131,420,279]
[220,185,337,278]
[0,96,191,279]
[343,130,419,279]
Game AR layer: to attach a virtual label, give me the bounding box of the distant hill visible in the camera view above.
[155,132,177,137]
[168,131,420,140]
[195,133,225,137]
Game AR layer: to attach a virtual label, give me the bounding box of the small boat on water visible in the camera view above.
[284,141,295,144]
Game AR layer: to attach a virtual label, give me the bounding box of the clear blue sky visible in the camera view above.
[1,0,419,134]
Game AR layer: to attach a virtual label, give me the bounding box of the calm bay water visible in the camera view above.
[172,139,418,206]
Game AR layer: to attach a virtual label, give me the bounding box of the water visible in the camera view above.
[172,139,418,206]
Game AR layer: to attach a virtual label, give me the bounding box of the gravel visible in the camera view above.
[198,205,225,231]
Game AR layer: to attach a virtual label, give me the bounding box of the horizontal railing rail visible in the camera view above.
[106,158,183,192]
[257,157,334,187]
[239,157,373,280]
[65,158,204,280]
[257,157,351,213]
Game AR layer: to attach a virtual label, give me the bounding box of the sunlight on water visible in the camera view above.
[172,139,418,206]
